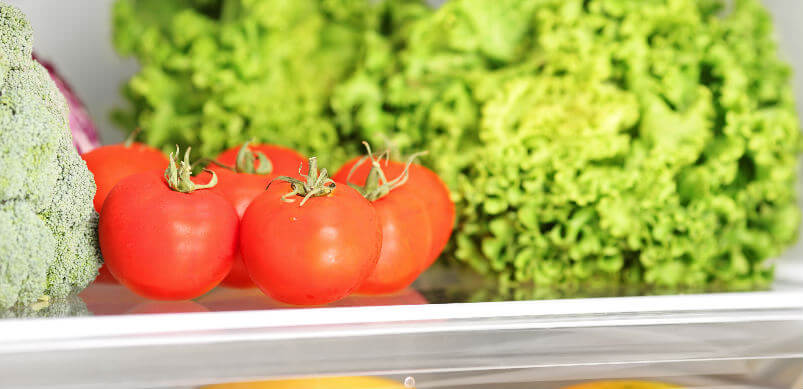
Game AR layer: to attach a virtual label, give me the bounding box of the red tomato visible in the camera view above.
[214,144,308,179]
[206,144,307,288]
[239,160,382,305]
[359,194,431,294]
[335,157,454,271]
[217,255,256,289]
[332,166,432,294]
[81,143,168,212]
[82,142,169,284]
[98,169,239,300]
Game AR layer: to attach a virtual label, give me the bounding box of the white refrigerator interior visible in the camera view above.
[1,1,802,388]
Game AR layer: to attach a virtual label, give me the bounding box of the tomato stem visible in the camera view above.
[234,140,273,175]
[192,141,273,175]
[270,157,335,206]
[124,127,142,148]
[347,142,427,201]
[164,145,218,193]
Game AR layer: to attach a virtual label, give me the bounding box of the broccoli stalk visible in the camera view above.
[0,3,102,309]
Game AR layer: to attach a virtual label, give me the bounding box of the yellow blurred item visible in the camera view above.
[202,376,407,389]
[562,380,680,389]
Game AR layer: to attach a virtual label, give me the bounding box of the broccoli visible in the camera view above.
[0,3,101,309]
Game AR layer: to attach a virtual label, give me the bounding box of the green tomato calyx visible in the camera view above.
[347,141,426,202]
[164,145,218,193]
[272,157,335,206]
[234,140,273,175]
[198,141,273,175]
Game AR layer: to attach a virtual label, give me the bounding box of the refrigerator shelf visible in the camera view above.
[1,269,802,388]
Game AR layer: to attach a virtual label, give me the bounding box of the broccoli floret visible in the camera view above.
[0,3,101,309]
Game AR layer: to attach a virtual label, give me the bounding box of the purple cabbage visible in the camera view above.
[34,54,101,154]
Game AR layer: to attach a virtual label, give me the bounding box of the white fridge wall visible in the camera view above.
[7,0,138,144]
[7,0,803,144]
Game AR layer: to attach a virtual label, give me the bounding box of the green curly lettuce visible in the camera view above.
[335,0,801,289]
[115,0,801,290]
[112,0,423,166]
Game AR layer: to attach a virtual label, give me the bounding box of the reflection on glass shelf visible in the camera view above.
[1,261,795,318]
[77,283,430,316]
[415,264,774,303]
[0,294,88,319]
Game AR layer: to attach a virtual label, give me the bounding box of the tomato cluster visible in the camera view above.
[87,141,454,305]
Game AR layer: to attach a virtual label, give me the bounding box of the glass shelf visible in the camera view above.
[1,258,801,388]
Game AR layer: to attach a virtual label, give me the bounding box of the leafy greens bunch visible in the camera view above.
[114,0,801,290]
[112,0,427,166]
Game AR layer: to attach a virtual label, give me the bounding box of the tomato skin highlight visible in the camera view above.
[335,158,455,271]
[206,144,307,288]
[98,172,238,300]
[239,182,382,305]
